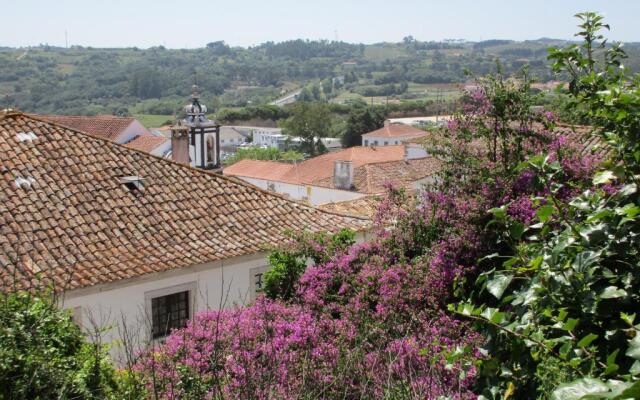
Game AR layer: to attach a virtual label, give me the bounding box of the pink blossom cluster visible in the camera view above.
[136,187,483,399]
[134,98,602,399]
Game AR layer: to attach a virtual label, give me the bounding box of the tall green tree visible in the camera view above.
[341,107,385,147]
[281,102,332,156]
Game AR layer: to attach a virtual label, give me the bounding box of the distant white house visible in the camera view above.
[361,120,428,146]
[219,126,250,147]
[388,115,452,127]
[251,128,341,152]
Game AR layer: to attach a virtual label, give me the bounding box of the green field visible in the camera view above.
[363,45,408,61]
[133,114,173,128]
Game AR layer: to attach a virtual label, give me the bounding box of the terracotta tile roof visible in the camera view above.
[224,145,441,195]
[0,111,368,292]
[548,123,608,156]
[361,123,427,139]
[124,135,170,153]
[38,114,137,141]
[224,145,406,185]
[312,157,443,194]
[319,196,382,218]
[222,159,295,182]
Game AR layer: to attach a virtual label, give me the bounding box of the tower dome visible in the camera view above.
[183,84,216,127]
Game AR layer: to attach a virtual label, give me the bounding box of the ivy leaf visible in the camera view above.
[577,333,598,348]
[604,349,620,375]
[562,318,579,332]
[621,312,636,327]
[593,170,615,185]
[536,204,555,223]
[609,380,640,400]
[481,307,505,324]
[630,360,640,376]
[486,274,513,300]
[509,222,525,241]
[600,286,627,299]
[489,207,506,219]
[626,334,640,361]
[551,378,609,400]
[580,223,607,245]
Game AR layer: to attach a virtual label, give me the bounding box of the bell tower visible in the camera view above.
[170,85,221,171]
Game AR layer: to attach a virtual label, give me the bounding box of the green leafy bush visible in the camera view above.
[0,292,118,399]
[451,13,640,399]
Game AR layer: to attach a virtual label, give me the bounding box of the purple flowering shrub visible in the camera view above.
[132,43,610,400]
[135,183,486,399]
[133,82,604,400]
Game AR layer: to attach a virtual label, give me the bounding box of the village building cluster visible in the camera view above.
[0,86,454,361]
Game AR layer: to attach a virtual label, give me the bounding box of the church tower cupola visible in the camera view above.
[170,84,221,170]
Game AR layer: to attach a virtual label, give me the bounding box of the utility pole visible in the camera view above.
[65,29,68,49]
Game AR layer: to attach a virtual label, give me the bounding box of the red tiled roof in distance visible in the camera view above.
[124,135,170,153]
[222,159,295,182]
[224,145,407,185]
[319,196,382,218]
[361,123,427,139]
[38,115,137,141]
[0,112,369,292]
[312,157,443,194]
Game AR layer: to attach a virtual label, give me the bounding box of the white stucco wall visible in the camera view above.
[362,136,403,146]
[62,228,372,364]
[62,252,270,363]
[237,176,366,206]
[219,127,247,146]
[149,140,172,157]
[405,143,429,159]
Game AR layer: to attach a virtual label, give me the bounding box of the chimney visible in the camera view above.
[384,119,391,127]
[170,124,190,165]
[333,160,354,190]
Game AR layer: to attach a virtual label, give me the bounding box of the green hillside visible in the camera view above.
[2,39,639,118]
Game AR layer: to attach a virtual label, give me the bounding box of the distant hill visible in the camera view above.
[1,38,639,117]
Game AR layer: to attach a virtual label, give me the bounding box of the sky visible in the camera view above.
[2,0,639,49]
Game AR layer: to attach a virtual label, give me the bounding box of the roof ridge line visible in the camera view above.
[22,113,369,222]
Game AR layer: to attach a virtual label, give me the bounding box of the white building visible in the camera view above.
[1,110,368,363]
[388,115,452,127]
[219,126,250,147]
[252,128,342,152]
[252,128,293,150]
[361,120,428,147]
